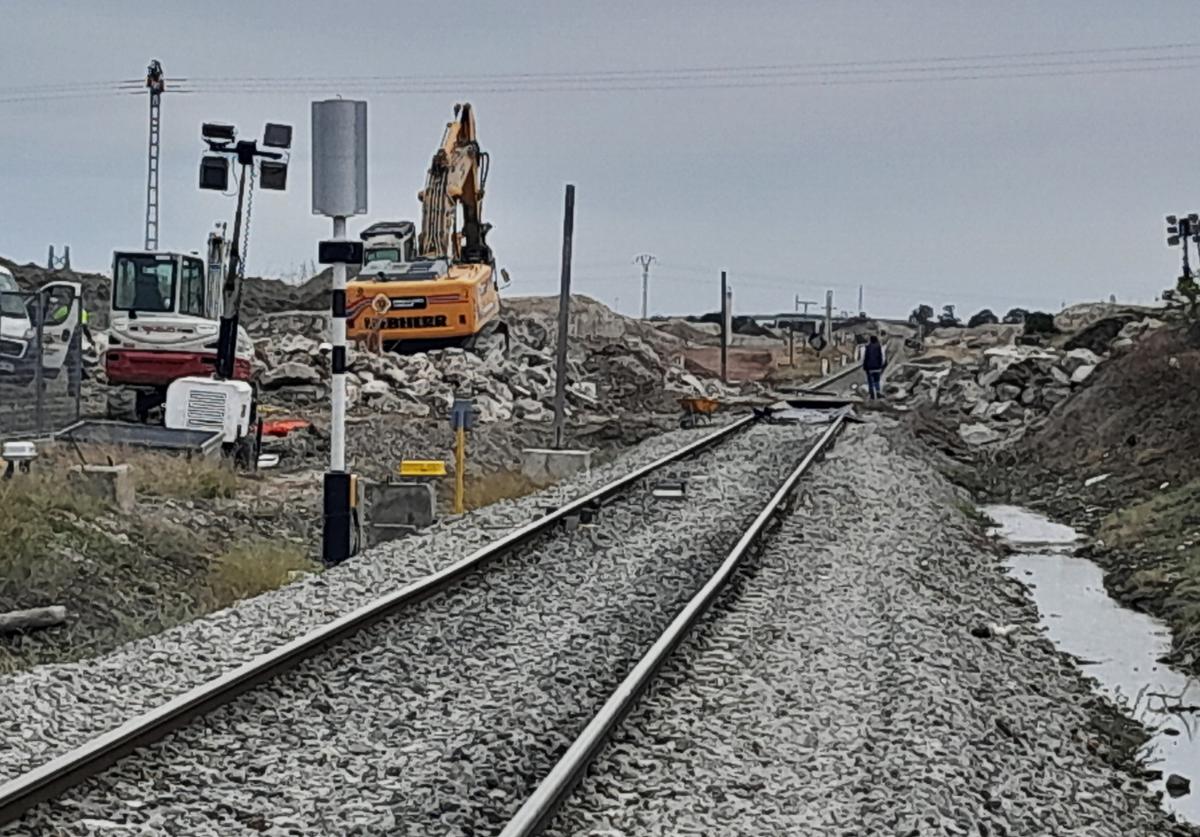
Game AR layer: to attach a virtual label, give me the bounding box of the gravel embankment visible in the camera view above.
[0,421,738,784]
[544,418,1191,837]
[5,422,823,835]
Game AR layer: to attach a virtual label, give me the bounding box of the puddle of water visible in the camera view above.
[982,504,1200,824]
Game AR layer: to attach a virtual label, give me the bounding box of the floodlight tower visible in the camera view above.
[1167,214,1199,277]
[144,60,165,251]
[198,121,292,379]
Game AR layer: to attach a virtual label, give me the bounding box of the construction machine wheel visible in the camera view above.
[105,389,137,422]
[134,388,166,424]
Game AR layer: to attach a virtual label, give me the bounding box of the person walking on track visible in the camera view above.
[863,334,886,400]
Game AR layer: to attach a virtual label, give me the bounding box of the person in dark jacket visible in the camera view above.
[862,335,885,400]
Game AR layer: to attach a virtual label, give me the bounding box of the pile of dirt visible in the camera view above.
[1025,323,1200,501]
[240,270,338,320]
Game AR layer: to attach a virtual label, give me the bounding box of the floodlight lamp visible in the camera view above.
[259,160,288,191]
[1167,215,1178,224]
[202,122,236,144]
[1190,214,1200,223]
[199,155,229,191]
[263,123,293,149]
[1168,235,1181,246]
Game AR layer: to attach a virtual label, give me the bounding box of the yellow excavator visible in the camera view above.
[347,103,507,351]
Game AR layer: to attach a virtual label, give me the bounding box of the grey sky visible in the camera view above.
[1,1,1197,318]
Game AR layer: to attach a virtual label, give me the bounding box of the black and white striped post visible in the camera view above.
[312,99,368,565]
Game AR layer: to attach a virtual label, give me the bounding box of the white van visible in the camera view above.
[0,266,33,378]
[0,268,84,385]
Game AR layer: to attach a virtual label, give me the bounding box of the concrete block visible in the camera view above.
[70,464,135,513]
[520,448,593,483]
[362,479,437,546]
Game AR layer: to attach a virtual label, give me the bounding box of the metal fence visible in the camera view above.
[0,288,84,438]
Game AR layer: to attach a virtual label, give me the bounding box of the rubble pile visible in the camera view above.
[249,296,747,424]
[889,309,1168,448]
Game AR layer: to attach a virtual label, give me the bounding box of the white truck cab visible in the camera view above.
[0,267,83,384]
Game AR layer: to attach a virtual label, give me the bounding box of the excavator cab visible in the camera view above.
[361,221,418,268]
[111,251,209,319]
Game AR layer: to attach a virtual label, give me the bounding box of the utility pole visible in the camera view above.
[795,295,818,315]
[824,289,834,347]
[633,253,656,320]
[144,60,165,251]
[857,284,864,315]
[46,246,71,271]
[553,185,576,449]
[720,271,729,384]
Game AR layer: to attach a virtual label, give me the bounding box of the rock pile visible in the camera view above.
[248,296,744,424]
[889,312,1168,447]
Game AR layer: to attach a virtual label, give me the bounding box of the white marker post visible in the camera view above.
[312,99,368,565]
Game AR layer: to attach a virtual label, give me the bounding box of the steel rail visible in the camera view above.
[0,414,756,826]
[499,413,846,836]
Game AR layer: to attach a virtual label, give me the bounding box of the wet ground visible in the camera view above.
[985,503,1200,825]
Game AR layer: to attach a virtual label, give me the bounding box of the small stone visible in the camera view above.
[1069,364,1096,385]
[1166,774,1191,797]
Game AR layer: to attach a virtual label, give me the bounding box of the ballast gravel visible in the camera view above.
[0,421,739,784]
[5,422,824,835]
[545,418,1192,837]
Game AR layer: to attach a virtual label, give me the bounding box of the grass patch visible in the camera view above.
[461,469,547,512]
[0,469,218,673]
[433,468,549,513]
[1098,479,1200,668]
[135,455,239,500]
[0,463,306,673]
[1099,478,1200,553]
[38,443,240,501]
[1,470,111,605]
[955,497,993,528]
[206,541,321,606]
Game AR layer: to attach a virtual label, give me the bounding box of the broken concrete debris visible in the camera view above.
[247,296,760,424]
[888,305,1166,448]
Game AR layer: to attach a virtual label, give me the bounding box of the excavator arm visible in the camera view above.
[417,103,492,264]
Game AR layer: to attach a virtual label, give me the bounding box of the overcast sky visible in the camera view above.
[2,1,1198,318]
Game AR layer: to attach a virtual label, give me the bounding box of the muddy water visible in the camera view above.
[983,504,1200,825]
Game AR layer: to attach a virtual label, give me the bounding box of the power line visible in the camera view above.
[3,41,1200,104]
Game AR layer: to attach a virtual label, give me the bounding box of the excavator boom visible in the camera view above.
[417,103,491,264]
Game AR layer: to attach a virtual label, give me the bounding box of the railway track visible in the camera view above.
[0,412,845,835]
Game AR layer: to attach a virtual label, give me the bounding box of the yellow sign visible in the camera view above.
[399,460,447,477]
